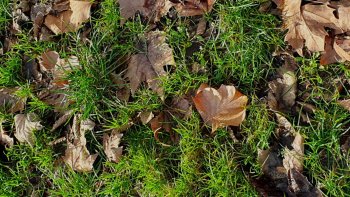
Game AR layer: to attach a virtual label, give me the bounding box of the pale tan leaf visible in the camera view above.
[103,131,123,163]
[63,114,97,172]
[283,133,304,172]
[14,113,43,146]
[193,84,248,132]
[44,0,92,34]
[139,111,154,125]
[338,99,350,111]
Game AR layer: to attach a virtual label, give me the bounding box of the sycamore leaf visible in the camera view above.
[103,131,123,163]
[63,114,97,172]
[125,31,175,98]
[280,0,339,55]
[14,113,43,146]
[0,121,14,148]
[193,84,248,132]
[44,0,92,34]
[119,0,173,25]
[174,0,216,16]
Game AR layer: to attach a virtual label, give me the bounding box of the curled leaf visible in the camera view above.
[103,131,123,163]
[193,84,248,132]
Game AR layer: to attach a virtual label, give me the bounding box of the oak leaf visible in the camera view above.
[193,84,248,132]
[103,131,123,163]
[63,114,97,172]
[44,0,92,34]
[125,31,175,98]
[14,113,43,147]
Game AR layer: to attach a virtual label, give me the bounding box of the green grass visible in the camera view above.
[1,0,350,196]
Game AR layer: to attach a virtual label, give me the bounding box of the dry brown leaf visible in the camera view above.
[44,0,92,34]
[63,114,97,172]
[0,121,14,148]
[338,99,350,111]
[103,131,123,163]
[280,0,339,55]
[139,111,154,124]
[288,169,323,196]
[320,36,350,65]
[268,56,297,112]
[283,132,304,172]
[125,31,175,98]
[14,113,43,147]
[193,84,248,132]
[119,0,173,24]
[0,88,26,113]
[174,0,216,16]
[51,110,74,132]
[172,97,192,119]
[150,112,177,146]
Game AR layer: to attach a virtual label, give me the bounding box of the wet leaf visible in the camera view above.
[14,113,43,147]
[193,84,248,132]
[103,131,123,163]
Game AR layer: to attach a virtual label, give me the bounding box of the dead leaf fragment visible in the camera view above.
[150,112,177,146]
[193,84,248,132]
[0,88,26,113]
[139,111,154,124]
[175,0,216,16]
[125,31,175,98]
[103,131,123,163]
[63,114,97,172]
[14,113,43,146]
[44,0,92,34]
[0,121,14,148]
[320,36,350,65]
[283,132,304,172]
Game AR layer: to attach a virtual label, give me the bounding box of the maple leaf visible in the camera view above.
[103,131,123,163]
[63,114,97,172]
[44,0,92,34]
[280,0,339,55]
[14,113,43,147]
[193,84,248,132]
[125,31,175,98]
[119,0,173,24]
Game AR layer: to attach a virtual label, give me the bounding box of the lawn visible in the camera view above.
[1,0,350,196]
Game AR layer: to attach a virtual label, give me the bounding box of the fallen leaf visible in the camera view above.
[14,113,43,146]
[174,0,216,16]
[63,114,97,172]
[125,31,175,98]
[44,0,92,34]
[283,132,304,172]
[103,131,123,163]
[0,88,26,113]
[268,56,297,112]
[139,111,154,124]
[280,0,339,55]
[320,36,350,65]
[338,99,350,111]
[0,121,14,148]
[150,112,177,146]
[193,84,248,132]
[119,0,173,24]
[171,97,192,119]
[288,169,323,196]
[51,110,74,132]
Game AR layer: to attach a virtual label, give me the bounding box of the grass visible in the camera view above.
[1,0,350,196]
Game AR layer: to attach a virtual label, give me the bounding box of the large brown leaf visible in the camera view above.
[193,84,248,132]
[62,114,97,172]
[44,0,92,34]
[280,0,338,55]
[125,31,175,98]
[119,0,173,24]
[14,113,43,147]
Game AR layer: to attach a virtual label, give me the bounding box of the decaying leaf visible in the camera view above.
[338,99,350,111]
[193,84,248,132]
[0,88,26,113]
[268,56,297,112]
[103,131,123,163]
[282,132,304,172]
[139,111,154,124]
[44,0,92,34]
[0,121,14,148]
[174,0,216,16]
[51,110,74,132]
[119,0,173,24]
[288,169,323,196]
[14,113,43,146]
[150,112,177,146]
[125,31,175,98]
[63,114,97,172]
